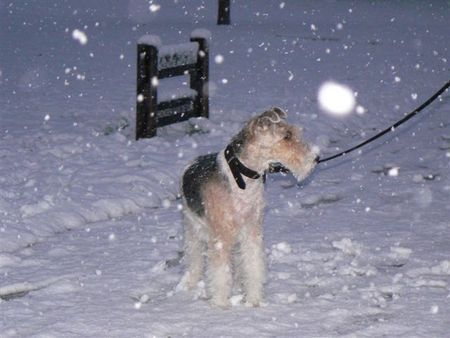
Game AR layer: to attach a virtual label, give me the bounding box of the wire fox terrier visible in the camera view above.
[180,107,318,308]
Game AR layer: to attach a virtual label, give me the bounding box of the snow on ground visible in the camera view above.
[1,1,449,337]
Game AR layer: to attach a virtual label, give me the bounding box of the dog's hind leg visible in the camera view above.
[183,210,205,290]
[207,235,233,308]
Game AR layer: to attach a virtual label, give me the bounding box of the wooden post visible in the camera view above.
[136,43,158,140]
[190,36,209,119]
[217,0,230,25]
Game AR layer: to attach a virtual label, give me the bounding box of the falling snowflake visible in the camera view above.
[356,105,366,115]
[149,4,161,12]
[288,70,294,81]
[318,81,356,117]
[214,54,224,64]
[388,167,400,177]
[72,29,88,45]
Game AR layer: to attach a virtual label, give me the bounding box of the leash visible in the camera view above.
[224,80,449,189]
[317,80,450,164]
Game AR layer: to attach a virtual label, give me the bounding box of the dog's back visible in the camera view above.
[182,153,222,217]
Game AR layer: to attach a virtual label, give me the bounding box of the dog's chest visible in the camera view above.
[231,182,264,218]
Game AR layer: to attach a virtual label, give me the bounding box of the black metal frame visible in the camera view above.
[136,34,209,140]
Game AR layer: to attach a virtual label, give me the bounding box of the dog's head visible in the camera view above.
[239,107,318,181]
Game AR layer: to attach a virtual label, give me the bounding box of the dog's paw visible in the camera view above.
[177,271,202,291]
[175,272,190,292]
[245,294,263,307]
[211,296,231,309]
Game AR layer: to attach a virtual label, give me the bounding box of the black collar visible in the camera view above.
[224,145,262,190]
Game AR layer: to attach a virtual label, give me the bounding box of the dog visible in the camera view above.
[180,107,318,307]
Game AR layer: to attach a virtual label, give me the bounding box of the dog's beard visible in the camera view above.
[289,155,317,182]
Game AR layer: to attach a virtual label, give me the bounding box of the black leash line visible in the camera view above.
[317,80,450,164]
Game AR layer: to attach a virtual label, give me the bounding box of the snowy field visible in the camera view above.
[1,0,449,337]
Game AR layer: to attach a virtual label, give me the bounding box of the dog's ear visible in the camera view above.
[271,107,288,120]
[250,107,288,133]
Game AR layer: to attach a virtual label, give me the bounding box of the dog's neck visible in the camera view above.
[224,144,265,190]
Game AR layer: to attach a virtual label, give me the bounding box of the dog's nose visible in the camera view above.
[314,156,320,163]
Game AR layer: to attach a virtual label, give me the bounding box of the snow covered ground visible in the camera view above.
[1,0,449,336]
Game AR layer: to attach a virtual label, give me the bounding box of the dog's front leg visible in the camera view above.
[240,223,265,307]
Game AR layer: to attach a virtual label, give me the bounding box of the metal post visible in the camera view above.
[190,36,209,119]
[136,43,158,139]
[217,0,230,25]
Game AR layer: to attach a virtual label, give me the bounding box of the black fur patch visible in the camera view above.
[182,153,222,217]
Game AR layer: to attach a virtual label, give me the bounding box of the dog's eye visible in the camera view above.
[284,130,292,140]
